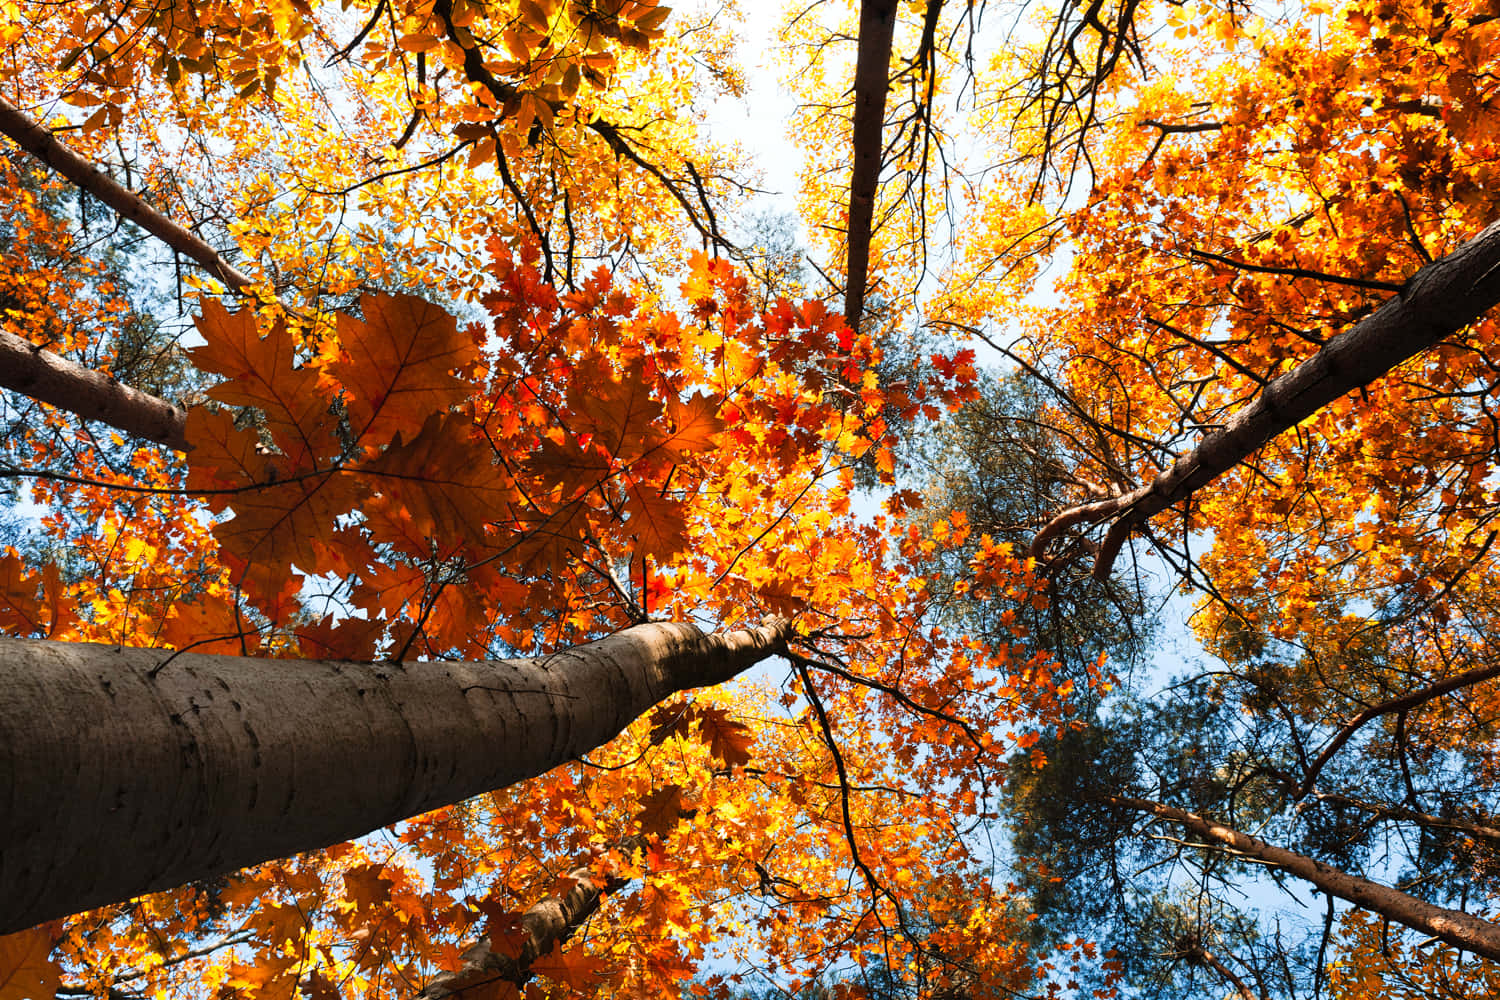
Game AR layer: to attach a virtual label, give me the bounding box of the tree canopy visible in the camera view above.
[2,0,1500,997]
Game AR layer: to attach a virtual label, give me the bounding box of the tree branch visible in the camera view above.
[0,95,255,293]
[1030,219,1500,578]
[0,327,189,451]
[843,0,899,333]
[1104,795,1500,961]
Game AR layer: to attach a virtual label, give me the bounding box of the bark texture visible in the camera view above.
[1030,219,1500,578]
[1106,795,1500,961]
[0,619,789,933]
[0,95,255,292]
[0,327,190,451]
[842,0,899,333]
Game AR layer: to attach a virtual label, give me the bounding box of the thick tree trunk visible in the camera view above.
[0,327,190,451]
[1030,219,1500,578]
[0,619,789,933]
[843,0,899,333]
[1104,795,1500,961]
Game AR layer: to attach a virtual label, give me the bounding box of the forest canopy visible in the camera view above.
[1,0,1499,998]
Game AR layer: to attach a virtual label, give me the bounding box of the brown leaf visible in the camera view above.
[0,924,61,1000]
[634,784,687,838]
[328,294,478,450]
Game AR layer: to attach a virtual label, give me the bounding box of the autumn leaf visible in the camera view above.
[529,943,611,989]
[188,301,336,463]
[328,294,479,450]
[343,863,395,914]
[623,480,689,557]
[159,591,259,654]
[572,362,664,463]
[0,554,46,635]
[0,925,61,1000]
[363,414,517,550]
[657,392,724,461]
[634,784,688,838]
[695,706,754,768]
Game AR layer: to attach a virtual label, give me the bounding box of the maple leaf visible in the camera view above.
[634,784,688,838]
[656,392,724,462]
[573,362,664,463]
[529,944,611,990]
[328,294,479,450]
[648,701,696,745]
[0,554,45,635]
[294,614,385,661]
[159,591,258,654]
[188,301,336,463]
[343,863,395,914]
[364,414,516,551]
[0,924,61,1000]
[624,480,689,557]
[695,706,755,768]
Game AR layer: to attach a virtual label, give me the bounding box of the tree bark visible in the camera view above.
[843,0,899,333]
[0,619,789,933]
[0,327,190,451]
[1104,795,1500,961]
[414,833,647,999]
[1030,219,1500,578]
[0,95,255,293]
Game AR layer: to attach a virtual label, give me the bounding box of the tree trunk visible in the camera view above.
[1104,795,1500,961]
[0,327,190,451]
[843,0,899,332]
[0,619,789,933]
[414,833,648,999]
[1030,219,1500,578]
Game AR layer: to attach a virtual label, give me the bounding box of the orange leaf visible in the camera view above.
[343,863,395,913]
[0,924,61,1000]
[529,945,611,990]
[623,481,688,557]
[364,414,515,550]
[0,554,46,636]
[328,294,478,450]
[189,301,335,463]
[634,784,687,838]
[695,706,754,767]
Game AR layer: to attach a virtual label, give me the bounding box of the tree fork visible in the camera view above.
[0,619,790,933]
[1104,795,1500,962]
[1030,219,1500,578]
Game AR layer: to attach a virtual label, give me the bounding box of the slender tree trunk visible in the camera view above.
[0,327,190,451]
[1104,795,1500,961]
[414,833,648,999]
[843,0,899,332]
[0,95,255,293]
[1030,219,1500,578]
[0,619,789,934]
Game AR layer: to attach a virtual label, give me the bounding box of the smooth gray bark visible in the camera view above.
[1106,795,1500,961]
[1030,219,1500,578]
[0,327,190,451]
[0,619,789,933]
